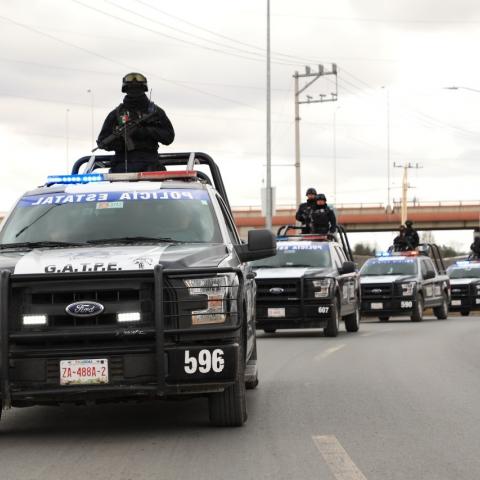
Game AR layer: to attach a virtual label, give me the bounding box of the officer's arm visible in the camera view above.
[97,111,123,151]
[329,209,337,231]
[295,205,305,222]
[144,107,175,145]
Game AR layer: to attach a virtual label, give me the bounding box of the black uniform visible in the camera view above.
[393,234,412,252]
[405,226,420,249]
[295,199,317,233]
[97,93,174,173]
[470,238,480,260]
[310,204,337,234]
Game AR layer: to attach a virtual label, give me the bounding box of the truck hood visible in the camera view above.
[254,267,330,279]
[1,243,229,275]
[360,275,416,284]
[449,278,480,286]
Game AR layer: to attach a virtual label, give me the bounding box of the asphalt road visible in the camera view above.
[1,315,480,480]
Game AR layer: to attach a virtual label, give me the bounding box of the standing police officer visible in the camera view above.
[470,237,480,260]
[311,194,337,235]
[404,220,420,249]
[393,225,412,252]
[97,73,175,173]
[296,187,317,233]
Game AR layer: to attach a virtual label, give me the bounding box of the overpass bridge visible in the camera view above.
[233,201,480,237]
[1,201,478,238]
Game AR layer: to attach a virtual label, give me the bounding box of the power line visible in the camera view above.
[0,14,268,111]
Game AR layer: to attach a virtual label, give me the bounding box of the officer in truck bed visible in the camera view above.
[310,194,337,235]
[97,72,175,173]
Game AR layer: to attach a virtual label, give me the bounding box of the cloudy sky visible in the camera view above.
[1,0,479,249]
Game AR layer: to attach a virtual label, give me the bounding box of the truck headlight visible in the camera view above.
[401,282,416,296]
[476,284,480,294]
[23,314,48,326]
[311,278,333,298]
[184,275,236,325]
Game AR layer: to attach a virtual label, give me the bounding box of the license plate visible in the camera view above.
[371,302,383,310]
[451,300,462,306]
[60,359,108,386]
[268,308,285,318]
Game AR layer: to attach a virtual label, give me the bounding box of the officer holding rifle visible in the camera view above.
[97,73,175,173]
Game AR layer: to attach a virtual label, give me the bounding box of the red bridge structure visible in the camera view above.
[233,201,480,237]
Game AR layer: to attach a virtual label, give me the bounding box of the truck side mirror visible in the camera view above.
[235,229,277,263]
[424,270,436,279]
[339,261,356,275]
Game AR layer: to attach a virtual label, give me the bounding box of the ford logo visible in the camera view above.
[269,287,284,295]
[66,301,104,317]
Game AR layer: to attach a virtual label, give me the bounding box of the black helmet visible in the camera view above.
[316,193,327,201]
[306,187,317,196]
[405,220,413,227]
[122,72,148,93]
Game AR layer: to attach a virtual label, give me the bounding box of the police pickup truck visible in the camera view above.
[0,152,276,427]
[359,244,450,322]
[447,260,480,316]
[251,226,360,337]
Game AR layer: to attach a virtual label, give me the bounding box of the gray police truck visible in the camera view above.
[0,152,276,427]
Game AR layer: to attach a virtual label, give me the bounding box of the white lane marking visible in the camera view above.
[314,344,345,361]
[312,435,368,480]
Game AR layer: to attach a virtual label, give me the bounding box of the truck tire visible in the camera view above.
[379,316,390,322]
[433,293,449,320]
[460,310,470,317]
[344,304,360,332]
[209,343,247,427]
[324,298,340,337]
[411,294,424,322]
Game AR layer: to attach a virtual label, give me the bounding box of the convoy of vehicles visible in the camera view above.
[447,260,480,316]
[251,225,360,337]
[0,152,276,427]
[359,245,450,322]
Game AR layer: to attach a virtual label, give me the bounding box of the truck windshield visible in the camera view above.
[251,242,331,268]
[448,266,480,279]
[0,188,222,245]
[361,258,417,276]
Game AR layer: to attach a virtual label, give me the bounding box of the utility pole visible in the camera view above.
[265,0,272,229]
[294,64,337,206]
[394,162,422,224]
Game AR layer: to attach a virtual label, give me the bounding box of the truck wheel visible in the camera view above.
[433,293,449,320]
[460,310,470,317]
[263,328,276,334]
[209,343,247,427]
[344,304,360,332]
[411,294,424,322]
[245,337,259,390]
[379,316,390,322]
[324,299,340,337]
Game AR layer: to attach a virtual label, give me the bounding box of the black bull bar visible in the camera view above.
[0,265,244,407]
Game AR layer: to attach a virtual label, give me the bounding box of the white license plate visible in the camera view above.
[268,308,285,318]
[371,302,383,310]
[451,300,462,306]
[60,359,109,386]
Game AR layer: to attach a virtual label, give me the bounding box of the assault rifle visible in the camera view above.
[93,109,158,153]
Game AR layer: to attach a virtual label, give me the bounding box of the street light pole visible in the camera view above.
[265,0,272,230]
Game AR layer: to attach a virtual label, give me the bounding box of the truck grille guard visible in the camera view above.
[0,266,244,405]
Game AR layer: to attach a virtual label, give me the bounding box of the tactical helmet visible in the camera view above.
[405,220,413,227]
[316,193,327,201]
[306,187,317,196]
[122,72,148,93]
